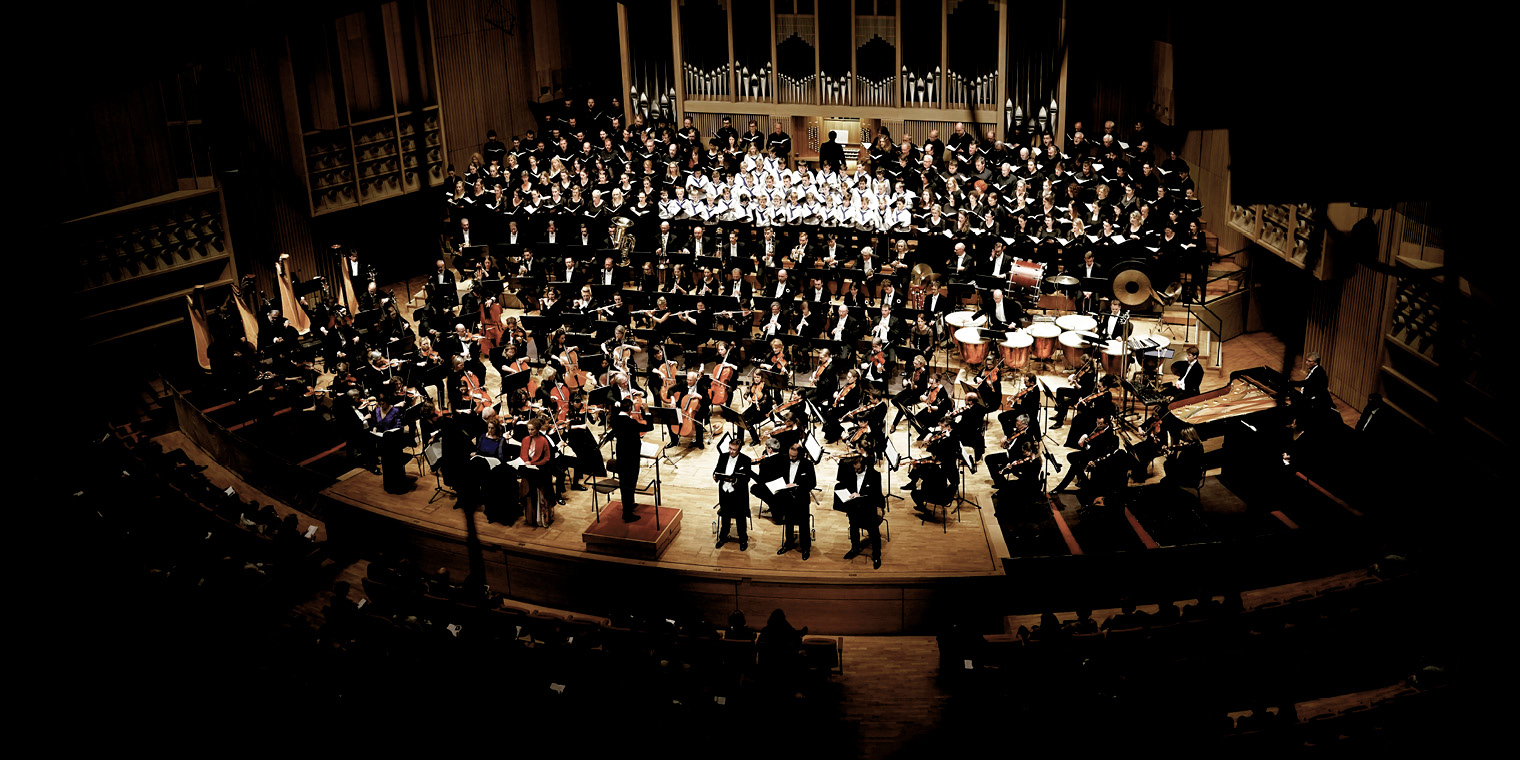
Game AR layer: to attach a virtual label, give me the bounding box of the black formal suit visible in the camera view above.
[714,450,754,545]
[973,297,1023,331]
[722,277,754,306]
[611,401,654,520]
[653,230,685,254]
[760,279,796,304]
[591,266,624,288]
[553,264,583,288]
[1052,423,1121,493]
[835,466,883,564]
[1092,311,1124,341]
[759,454,816,554]
[1290,364,1329,410]
[1174,359,1204,397]
[428,269,459,309]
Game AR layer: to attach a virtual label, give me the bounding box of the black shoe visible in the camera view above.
[622,511,639,522]
[1050,422,1063,430]
[777,544,794,556]
[800,549,810,560]
[843,548,861,560]
[665,441,680,450]
[571,483,587,491]
[557,497,567,505]
[914,504,931,514]
[873,556,881,569]
[715,537,727,549]
[694,443,705,450]
[899,483,915,491]
[739,541,748,551]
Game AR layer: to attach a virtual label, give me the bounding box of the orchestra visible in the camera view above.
[202,105,1234,571]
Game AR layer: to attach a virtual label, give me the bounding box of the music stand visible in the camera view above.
[716,404,756,451]
[645,406,681,466]
[422,440,452,504]
[883,438,904,506]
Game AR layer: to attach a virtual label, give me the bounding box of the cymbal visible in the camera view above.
[910,262,937,286]
[1075,330,1103,339]
[1045,274,1081,286]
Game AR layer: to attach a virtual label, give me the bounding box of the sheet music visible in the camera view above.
[834,488,855,502]
[766,478,789,493]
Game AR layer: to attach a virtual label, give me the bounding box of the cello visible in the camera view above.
[562,346,587,391]
[479,297,503,357]
[674,388,703,439]
[709,347,736,407]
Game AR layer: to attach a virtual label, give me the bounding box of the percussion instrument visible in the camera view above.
[1007,259,1045,290]
[1027,322,1062,360]
[1102,339,1127,377]
[955,327,991,367]
[1055,314,1098,333]
[998,330,1033,369]
[1044,273,1081,296]
[1129,334,1171,373]
[1110,261,1157,307]
[945,311,988,353]
[1059,331,1092,367]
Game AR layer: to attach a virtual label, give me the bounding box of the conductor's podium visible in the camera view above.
[582,501,682,561]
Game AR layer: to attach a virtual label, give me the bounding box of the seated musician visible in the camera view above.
[822,368,863,444]
[973,288,1023,330]
[826,304,858,355]
[1051,354,1100,429]
[665,370,710,450]
[1168,346,1203,398]
[860,337,891,394]
[891,354,931,433]
[807,347,838,403]
[758,299,789,338]
[914,375,953,439]
[1051,415,1119,494]
[987,437,1042,497]
[1063,374,1119,449]
[866,304,898,347]
[762,268,795,303]
[1096,299,1127,340]
[948,392,988,462]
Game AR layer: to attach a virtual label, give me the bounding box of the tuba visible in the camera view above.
[609,217,636,266]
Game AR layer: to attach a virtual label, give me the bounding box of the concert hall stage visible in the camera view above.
[319,461,1011,634]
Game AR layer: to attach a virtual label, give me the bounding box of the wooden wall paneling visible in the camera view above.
[222,45,319,298]
[430,0,538,172]
[86,82,180,214]
[530,0,563,99]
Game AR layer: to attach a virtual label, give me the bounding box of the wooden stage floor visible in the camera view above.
[322,444,1009,579]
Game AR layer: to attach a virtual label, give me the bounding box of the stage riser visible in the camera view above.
[324,495,1001,634]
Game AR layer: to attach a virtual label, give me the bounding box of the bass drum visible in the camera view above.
[1109,261,1157,308]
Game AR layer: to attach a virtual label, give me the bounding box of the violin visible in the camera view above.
[1075,388,1109,409]
[1000,451,1040,474]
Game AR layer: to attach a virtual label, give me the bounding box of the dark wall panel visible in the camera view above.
[432,0,539,172]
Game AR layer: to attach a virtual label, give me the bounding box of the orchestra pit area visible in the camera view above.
[59,0,1484,753]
